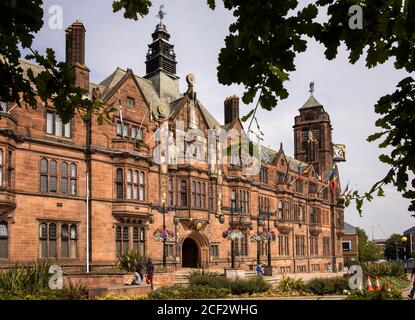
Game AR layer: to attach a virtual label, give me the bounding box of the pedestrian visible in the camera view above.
[256,263,264,277]
[146,258,154,289]
[408,267,415,299]
[133,262,143,285]
[327,262,332,273]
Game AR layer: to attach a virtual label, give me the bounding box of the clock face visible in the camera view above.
[333,144,346,161]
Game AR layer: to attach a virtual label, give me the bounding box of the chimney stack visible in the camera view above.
[66,20,89,91]
[224,95,240,124]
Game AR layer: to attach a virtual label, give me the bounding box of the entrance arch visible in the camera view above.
[182,238,199,268]
[179,231,209,268]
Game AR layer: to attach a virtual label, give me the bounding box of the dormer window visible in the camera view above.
[46,111,71,138]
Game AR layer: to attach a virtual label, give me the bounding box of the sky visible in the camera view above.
[30,0,414,239]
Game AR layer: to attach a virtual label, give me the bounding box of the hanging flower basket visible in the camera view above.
[153,228,175,242]
[222,228,243,240]
[250,231,277,242]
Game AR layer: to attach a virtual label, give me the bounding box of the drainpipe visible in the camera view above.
[85,115,92,273]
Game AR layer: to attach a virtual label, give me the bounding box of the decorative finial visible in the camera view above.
[309,81,315,95]
[157,4,166,22]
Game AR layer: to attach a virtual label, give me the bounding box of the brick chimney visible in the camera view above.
[66,20,89,91]
[224,95,240,124]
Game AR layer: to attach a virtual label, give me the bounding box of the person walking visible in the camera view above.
[408,267,415,299]
[146,258,155,289]
[256,263,265,277]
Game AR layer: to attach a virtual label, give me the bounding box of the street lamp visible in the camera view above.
[222,205,242,269]
[402,236,408,261]
[259,210,273,273]
[151,204,176,268]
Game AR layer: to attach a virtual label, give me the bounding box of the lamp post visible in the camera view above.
[402,236,408,261]
[260,210,273,272]
[222,205,242,269]
[151,204,176,268]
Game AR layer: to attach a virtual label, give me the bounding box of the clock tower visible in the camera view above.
[293,83,334,173]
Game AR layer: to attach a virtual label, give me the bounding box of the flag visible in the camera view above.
[300,164,313,178]
[319,167,324,182]
[328,166,337,191]
[262,148,269,165]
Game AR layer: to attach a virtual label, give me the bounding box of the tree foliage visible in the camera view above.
[356,227,383,261]
[0,0,414,213]
[384,233,406,260]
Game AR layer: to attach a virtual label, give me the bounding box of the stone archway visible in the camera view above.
[179,231,209,268]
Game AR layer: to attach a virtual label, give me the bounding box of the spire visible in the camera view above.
[145,6,177,79]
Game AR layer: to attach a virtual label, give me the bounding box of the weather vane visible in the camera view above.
[309,81,315,95]
[157,5,166,22]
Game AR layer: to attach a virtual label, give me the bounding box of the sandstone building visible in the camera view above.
[0,19,345,274]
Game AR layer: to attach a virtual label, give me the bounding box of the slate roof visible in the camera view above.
[344,222,357,235]
[18,60,326,175]
[300,95,323,110]
[404,226,415,234]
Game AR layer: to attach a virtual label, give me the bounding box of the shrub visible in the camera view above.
[229,277,271,295]
[362,262,405,278]
[0,261,52,294]
[63,280,88,300]
[148,285,230,300]
[345,289,402,300]
[277,276,307,293]
[116,250,148,272]
[187,270,270,295]
[307,277,349,295]
[187,270,230,289]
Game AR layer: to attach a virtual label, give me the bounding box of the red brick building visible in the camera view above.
[0,20,344,274]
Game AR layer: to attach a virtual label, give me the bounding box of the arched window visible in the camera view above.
[133,171,139,199]
[126,169,132,199]
[116,226,122,256]
[196,182,201,207]
[201,183,206,208]
[310,207,315,224]
[70,225,77,258]
[70,163,77,195]
[49,223,57,258]
[208,184,214,211]
[61,224,69,258]
[180,180,187,206]
[231,190,237,210]
[122,227,129,253]
[40,159,48,193]
[115,168,124,199]
[278,201,283,219]
[168,178,174,206]
[0,149,3,187]
[61,162,69,195]
[39,223,48,258]
[50,160,57,193]
[191,181,196,207]
[132,226,146,256]
[0,222,8,259]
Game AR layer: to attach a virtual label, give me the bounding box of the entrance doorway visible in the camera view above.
[182,238,199,268]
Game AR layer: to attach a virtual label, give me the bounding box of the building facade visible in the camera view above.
[0,20,344,273]
[342,222,359,266]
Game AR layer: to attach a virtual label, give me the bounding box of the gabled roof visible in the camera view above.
[404,226,415,234]
[344,222,357,235]
[300,95,323,110]
[99,67,162,118]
